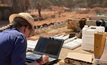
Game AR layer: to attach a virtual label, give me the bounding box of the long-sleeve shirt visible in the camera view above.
[0,28,27,65]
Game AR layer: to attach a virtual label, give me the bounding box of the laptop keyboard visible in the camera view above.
[49,57,55,62]
[26,53,56,62]
[26,53,42,60]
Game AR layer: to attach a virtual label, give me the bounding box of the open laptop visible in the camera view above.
[26,36,64,64]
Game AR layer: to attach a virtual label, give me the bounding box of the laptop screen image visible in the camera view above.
[34,36,64,58]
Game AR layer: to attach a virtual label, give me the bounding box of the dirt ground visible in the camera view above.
[32,10,96,26]
[28,9,98,40]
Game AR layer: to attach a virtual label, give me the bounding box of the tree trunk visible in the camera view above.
[12,0,26,13]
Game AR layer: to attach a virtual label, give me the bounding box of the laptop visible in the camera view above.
[26,36,64,64]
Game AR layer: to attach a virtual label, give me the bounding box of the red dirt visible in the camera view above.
[28,8,99,40]
[33,11,94,26]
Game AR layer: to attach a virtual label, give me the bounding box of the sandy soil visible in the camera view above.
[33,11,96,26]
[28,9,97,40]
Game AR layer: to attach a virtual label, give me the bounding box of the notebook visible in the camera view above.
[26,36,64,63]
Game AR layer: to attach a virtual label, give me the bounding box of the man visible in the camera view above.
[36,2,42,18]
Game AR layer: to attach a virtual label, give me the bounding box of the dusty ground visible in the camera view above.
[32,10,96,26]
[28,9,98,40]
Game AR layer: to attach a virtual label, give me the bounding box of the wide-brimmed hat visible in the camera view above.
[9,12,35,34]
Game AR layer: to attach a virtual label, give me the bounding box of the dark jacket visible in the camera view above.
[0,28,27,65]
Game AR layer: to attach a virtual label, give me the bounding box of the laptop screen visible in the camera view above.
[34,36,64,58]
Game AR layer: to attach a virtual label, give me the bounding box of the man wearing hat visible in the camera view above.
[0,13,48,65]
